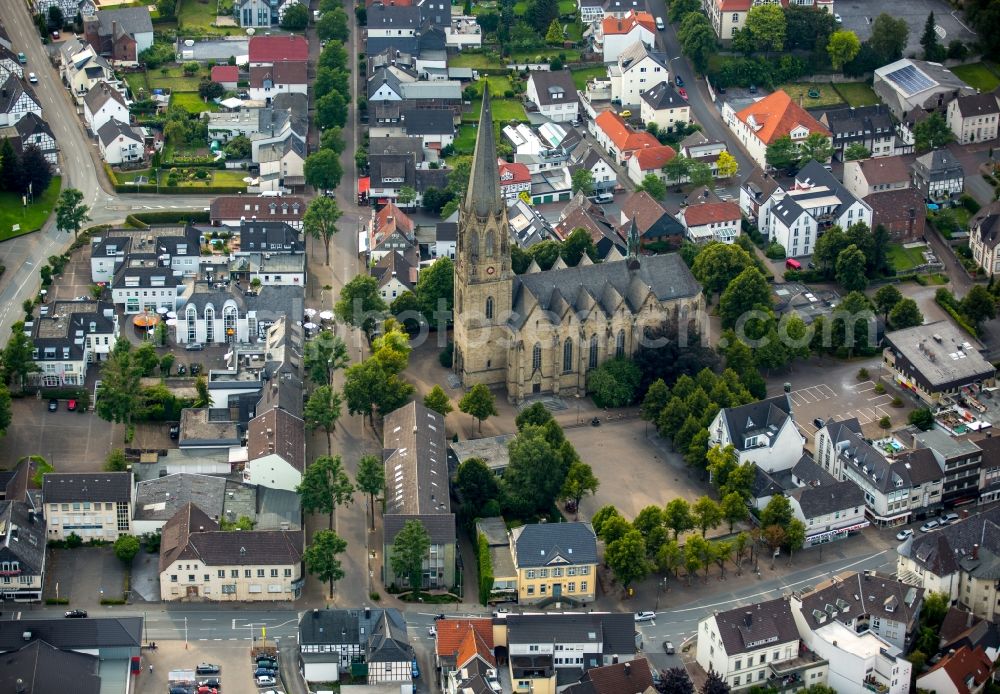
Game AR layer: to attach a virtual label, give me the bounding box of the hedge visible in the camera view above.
[124,214,150,229]
[477,532,493,606]
[117,184,245,195]
[129,210,210,225]
[935,289,979,337]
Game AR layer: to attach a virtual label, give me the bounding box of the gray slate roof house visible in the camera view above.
[527,69,578,107]
[0,640,100,694]
[238,220,303,254]
[787,481,865,520]
[511,522,597,568]
[641,81,685,111]
[712,597,800,656]
[401,108,454,136]
[0,616,143,653]
[506,612,637,678]
[96,118,142,148]
[901,505,1000,579]
[43,472,132,504]
[911,149,965,199]
[712,394,794,456]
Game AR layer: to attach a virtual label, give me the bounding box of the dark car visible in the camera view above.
[256,659,277,670]
[253,668,277,678]
[198,678,221,689]
[64,609,88,618]
[169,688,190,694]
[67,399,77,411]
[674,75,684,87]
[47,398,58,411]
[169,424,180,439]
[195,664,221,675]
[254,654,277,663]
[190,363,202,376]
[813,418,825,429]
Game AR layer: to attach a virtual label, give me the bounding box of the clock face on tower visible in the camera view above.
[486,266,495,275]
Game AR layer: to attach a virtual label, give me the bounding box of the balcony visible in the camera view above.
[768,651,828,692]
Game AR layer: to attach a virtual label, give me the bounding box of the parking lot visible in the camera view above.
[1,398,121,471]
[137,640,266,694]
[837,0,977,56]
[45,546,126,604]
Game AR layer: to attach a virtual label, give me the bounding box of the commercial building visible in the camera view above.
[42,472,133,541]
[511,522,597,605]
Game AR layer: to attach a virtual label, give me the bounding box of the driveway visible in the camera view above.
[1,398,120,472]
[45,546,126,607]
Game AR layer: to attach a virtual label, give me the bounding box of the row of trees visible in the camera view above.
[303,37,353,191]
[765,140,833,173]
[0,139,53,198]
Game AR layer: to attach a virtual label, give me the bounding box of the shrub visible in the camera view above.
[891,396,903,408]
[857,368,869,381]
[765,241,786,260]
[874,383,885,394]
[878,416,892,430]
[369,591,381,601]
[45,597,70,605]
[477,532,494,605]
[65,532,83,549]
[961,194,981,214]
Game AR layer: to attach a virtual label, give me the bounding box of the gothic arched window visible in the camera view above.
[485,230,496,257]
[616,329,626,358]
[469,232,479,259]
[589,334,598,369]
[563,338,573,373]
[485,296,494,320]
[532,342,542,371]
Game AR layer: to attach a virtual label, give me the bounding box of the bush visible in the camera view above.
[129,210,211,225]
[765,241,786,260]
[45,597,70,605]
[891,396,903,408]
[857,368,869,380]
[100,598,127,605]
[874,383,885,394]
[369,591,381,601]
[65,532,83,549]
[961,194,981,214]
[477,532,494,605]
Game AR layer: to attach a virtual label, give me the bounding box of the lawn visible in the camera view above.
[148,65,208,92]
[558,0,576,14]
[470,74,515,97]
[124,71,149,98]
[171,91,219,113]
[454,123,478,154]
[833,82,880,107]
[511,48,581,62]
[449,52,494,69]
[466,97,527,123]
[0,176,61,241]
[513,0,527,15]
[887,242,929,272]
[571,65,606,90]
[776,82,844,108]
[951,62,1000,93]
[176,0,221,31]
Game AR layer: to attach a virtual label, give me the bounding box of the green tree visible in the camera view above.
[55,188,90,238]
[888,298,924,329]
[914,113,955,152]
[47,5,64,29]
[343,358,414,424]
[799,132,834,164]
[545,18,563,44]
[397,186,417,209]
[297,455,355,530]
[525,0,558,31]
[668,0,700,23]
[921,12,945,61]
[304,331,350,386]
[662,668,694,694]
[423,385,453,416]
[132,342,159,376]
[591,505,621,538]
[715,151,739,179]
[761,495,793,528]
[827,30,861,70]
[304,529,348,598]
[870,13,909,62]
[692,496,722,537]
[691,242,756,295]
[720,267,771,329]
[664,497,694,540]
[588,358,642,407]
[105,448,127,472]
[720,491,748,533]
[836,244,869,292]
[304,149,344,192]
[637,173,667,199]
[685,534,713,583]
[95,340,142,433]
[414,257,454,325]
[315,91,348,130]
[746,3,786,52]
[571,168,595,195]
[356,454,385,530]
[786,518,806,560]
[909,408,936,431]
[371,322,412,374]
[873,285,904,321]
[319,126,346,154]
[641,378,671,422]
[605,529,650,589]
[766,135,800,171]
[459,383,498,432]
[303,196,342,265]
[961,285,997,326]
[516,401,554,429]
[335,275,387,333]
[844,142,871,161]
[194,375,210,408]
[922,591,950,629]
[198,79,224,100]
[390,519,431,590]
[113,534,141,564]
[317,7,350,41]
[560,461,599,513]
[560,227,598,266]
[455,457,500,512]
[390,291,423,333]
[687,161,715,189]
[664,154,691,183]
[502,423,573,518]
[304,385,342,455]
[679,15,717,72]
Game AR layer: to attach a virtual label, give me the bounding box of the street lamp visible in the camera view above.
[655,577,668,610]
[575,393,581,424]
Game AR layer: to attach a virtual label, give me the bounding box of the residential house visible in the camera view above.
[551,193,626,256]
[739,168,782,221]
[619,190,683,248]
[433,618,496,692]
[728,90,832,170]
[568,145,617,193]
[394,108,455,149]
[562,658,655,694]
[211,65,239,90]
[0,498,45,601]
[503,613,638,693]
[912,148,965,201]
[592,110,659,164]
[640,81,689,133]
[0,44,22,83]
[42,472,133,541]
[978,437,1000,505]
[368,202,416,261]
[843,155,912,199]
[865,188,926,241]
[244,406,306,493]
[0,74,42,128]
[430,219,458,258]
[970,200,1000,277]
[368,68,407,102]
[679,199,740,243]
[678,131,730,179]
[299,608,413,684]
[29,300,119,387]
[874,59,976,119]
[917,645,993,694]
[507,198,553,248]
[947,93,1000,144]
[256,136,306,191]
[708,394,805,473]
[34,0,85,19]
[444,15,483,49]
[526,70,579,123]
[0,112,58,165]
[249,102,308,162]
[936,606,999,653]
[83,81,128,134]
[248,34,309,68]
[82,6,153,64]
[598,10,655,63]
[794,571,923,652]
[230,252,306,288]
[787,480,867,549]
[372,250,416,302]
[111,255,180,313]
[97,119,144,165]
[210,195,306,230]
[817,104,899,160]
[382,401,456,589]
[207,106,267,143]
[702,0,833,41]
[609,40,669,108]
[626,143,677,187]
[249,61,308,103]
[158,502,303,601]
[897,506,1000,621]
[511,522,598,605]
[696,598,820,692]
[755,161,872,259]
[498,160,532,200]
[59,39,114,103]
[474,518,517,602]
[883,321,995,405]
[436,620,498,693]
[366,4,422,54]
[237,220,303,256]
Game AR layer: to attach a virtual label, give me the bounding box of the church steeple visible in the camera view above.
[464,84,503,219]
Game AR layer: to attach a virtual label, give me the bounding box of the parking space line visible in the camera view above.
[796,391,816,404]
[869,394,892,404]
[856,411,873,424]
[851,380,874,390]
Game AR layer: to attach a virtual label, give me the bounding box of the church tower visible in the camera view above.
[453,85,512,387]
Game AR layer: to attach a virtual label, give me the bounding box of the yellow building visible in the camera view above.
[511,522,597,605]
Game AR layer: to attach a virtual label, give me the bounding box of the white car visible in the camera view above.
[28,72,37,83]
[634,611,656,622]
[896,529,913,541]
[428,626,436,636]
[256,675,276,687]
[834,12,842,22]
[920,520,939,533]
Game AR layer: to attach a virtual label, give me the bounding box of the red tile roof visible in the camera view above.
[735,90,831,145]
[601,10,656,35]
[250,62,308,88]
[209,196,306,222]
[210,65,238,84]
[434,619,494,659]
[683,201,741,227]
[455,625,496,670]
[595,110,660,153]
[498,159,531,186]
[248,35,309,64]
[920,645,992,694]
[633,144,677,171]
[371,202,415,247]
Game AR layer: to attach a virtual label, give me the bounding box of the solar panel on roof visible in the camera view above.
[886,65,936,97]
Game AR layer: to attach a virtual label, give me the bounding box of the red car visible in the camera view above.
[678,87,688,100]
[67,399,77,411]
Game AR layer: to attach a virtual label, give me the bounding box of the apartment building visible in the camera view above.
[42,472,133,541]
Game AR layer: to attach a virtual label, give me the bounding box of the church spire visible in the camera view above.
[464,83,503,218]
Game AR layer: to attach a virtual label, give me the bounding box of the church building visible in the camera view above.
[453,87,705,404]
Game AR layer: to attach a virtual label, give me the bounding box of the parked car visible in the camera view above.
[190,363,202,376]
[678,88,688,100]
[64,609,87,618]
[813,418,825,429]
[51,31,60,40]
[428,626,436,636]
[655,16,664,30]
[28,73,37,83]
[196,664,221,675]
[674,75,684,87]
[619,109,631,118]
[920,520,939,533]
[169,423,180,439]
[635,611,655,622]
[198,678,221,689]
[197,687,218,694]
[896,529,913,541]
[940,513,960,525]
[185,342,204,351]
[47,398,58,411]
[256,659,277,670]
[253,668,276,678]
[834,12,842,22]
[17,53,26,64]
[67,399,77,411]
[254,654,276,663]
[663,640,675,654]
[411,660,420,678]
[255,676,276,687]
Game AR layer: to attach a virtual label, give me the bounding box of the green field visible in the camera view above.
[558,0,576,14]
[470,75,515,96]
[454,123,478,154]
[148,65,207,92]
[571,66,606,90]
[124,71,149,97]
[176,0,222,31]
[467,97,527,123]
[0,176,61,241]
[449,52,494,69]
[833,82,880,107]
[171,92,219,113]
[777,82,844,108]
[951,62,1000,92]
[887,243,928,272]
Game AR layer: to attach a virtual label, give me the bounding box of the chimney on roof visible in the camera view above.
[624,662,631,677]
[973,544,980,560]
[365,607,371,619]
[744,612,752,627]
[968,611,975,628]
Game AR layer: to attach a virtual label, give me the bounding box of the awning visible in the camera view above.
[358,177,370,195]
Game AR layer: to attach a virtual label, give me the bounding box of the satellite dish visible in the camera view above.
[184,39,194,47]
